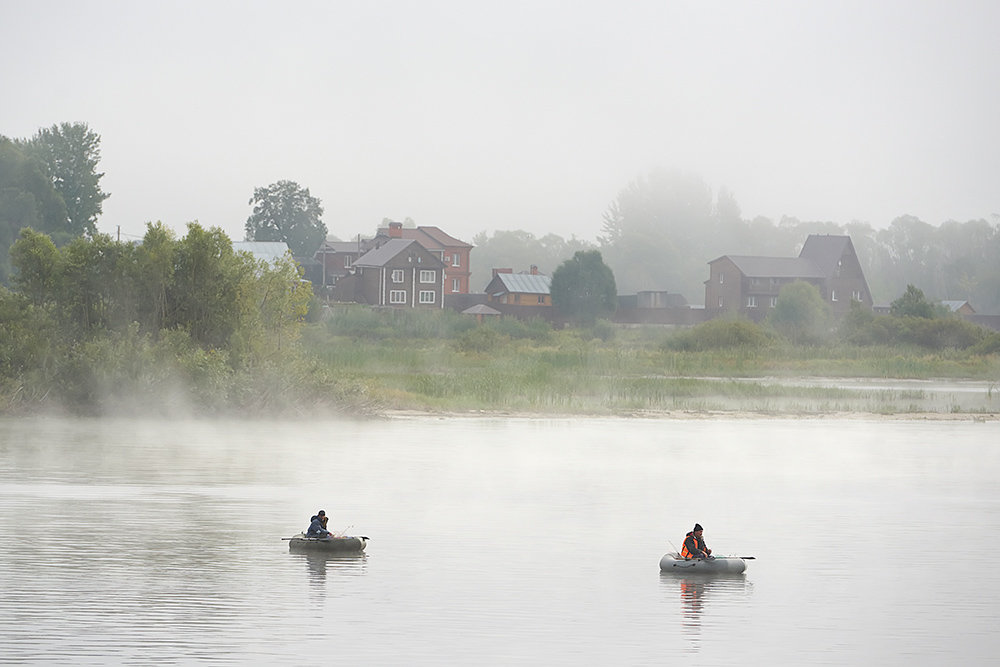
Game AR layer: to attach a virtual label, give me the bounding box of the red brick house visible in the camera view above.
[374,222,473,294]
[705,235,873,322]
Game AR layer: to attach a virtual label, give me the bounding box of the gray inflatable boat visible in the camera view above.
[286,533,368,553]
[659,552,748,574]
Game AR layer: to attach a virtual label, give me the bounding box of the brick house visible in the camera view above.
[705,234,873,322]
[343,238,445,308]
[374,222,473,294]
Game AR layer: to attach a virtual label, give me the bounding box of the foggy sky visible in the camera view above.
[2,0,998,245]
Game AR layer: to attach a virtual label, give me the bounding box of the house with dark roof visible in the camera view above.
[336,238,445,308]
[705,235,873,322]
[374,222,473,294]
[314,239,370,287]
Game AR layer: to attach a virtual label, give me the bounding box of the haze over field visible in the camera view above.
[2,0,998,244]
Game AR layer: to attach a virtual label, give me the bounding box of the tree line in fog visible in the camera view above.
[472,169,1000,313]
[3,125,999,315]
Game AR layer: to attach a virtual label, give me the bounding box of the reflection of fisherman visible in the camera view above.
[306,510,331,538]
[681,523,712,559]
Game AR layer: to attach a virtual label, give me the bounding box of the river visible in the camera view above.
[1,415,998,664]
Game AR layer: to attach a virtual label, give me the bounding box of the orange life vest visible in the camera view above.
[681,531,704,559]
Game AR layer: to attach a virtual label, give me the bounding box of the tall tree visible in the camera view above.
[550,250,617,325]
[19,122,109,237]
[245,180,327,257]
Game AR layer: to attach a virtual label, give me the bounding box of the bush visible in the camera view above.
[663,319,773,351]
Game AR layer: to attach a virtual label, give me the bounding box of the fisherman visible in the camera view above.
[681,523,712,559]
[306,510,331,538]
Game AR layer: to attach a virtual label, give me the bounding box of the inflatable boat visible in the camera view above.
[659,552,749,574]
[285,533,368,553]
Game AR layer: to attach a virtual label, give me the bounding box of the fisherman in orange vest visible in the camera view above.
[681,523,712,559]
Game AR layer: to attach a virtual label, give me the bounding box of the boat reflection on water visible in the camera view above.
[660,572,753,650]
[292,550,368,589]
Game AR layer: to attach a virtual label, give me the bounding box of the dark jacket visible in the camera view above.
[306,515,330,538]
[682,531,709,559]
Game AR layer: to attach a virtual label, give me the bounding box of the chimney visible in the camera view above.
[389,221,403,238]
[530,265,538,275]
[492,268,513,277]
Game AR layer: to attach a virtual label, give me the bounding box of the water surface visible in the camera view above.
[1,416,997,664]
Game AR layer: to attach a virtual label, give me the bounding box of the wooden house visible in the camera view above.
[705,235,873,322]
[346,239,445,308]
[484,267,552,307]
[374,222,473,294]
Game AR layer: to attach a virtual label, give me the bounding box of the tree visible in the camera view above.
[0,137,68,283]
[550,250,617,325]
[766,280,830,344]
[18,122,109,237]
[889,284,946,319]
[245,180,327,257]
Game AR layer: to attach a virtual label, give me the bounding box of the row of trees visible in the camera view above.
[470,169,1000,314]
[2,224,316,412]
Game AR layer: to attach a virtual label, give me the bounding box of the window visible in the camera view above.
[391,269,404,283]
[389,290,406,304]
[852,290,863,301]
[831,290,838,302]
[452,278,460,292]
[419,270,435,283]
[444,254,451,263]
[718,296,724,308]
[746,296,757,308]
[419,290,435,304]
[718,273,724,284]
[770,296,778,307]
[537,295,545,304]
[452,254,461,267]
[344,256,352,268]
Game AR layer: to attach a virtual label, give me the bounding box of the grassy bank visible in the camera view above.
[300,308,1000,417]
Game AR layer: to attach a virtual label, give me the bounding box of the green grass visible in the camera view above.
[297,319,1000,416]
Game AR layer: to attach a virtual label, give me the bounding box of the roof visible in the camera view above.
[941,300,974,313]
[233,241,291,264]
[353,238,444,268]
[462,304,502,315]
[798,235,852,274]
[378,225,473,249]
[490,272,551,295]
[318,240,366,254]
[721,256,825,279]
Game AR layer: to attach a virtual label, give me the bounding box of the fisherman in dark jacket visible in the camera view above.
[681,523,712,559]
[306,510,331,538]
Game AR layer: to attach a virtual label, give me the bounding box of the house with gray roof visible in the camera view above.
[484,267,552,308]
[705,235,873,322]
[337,238,445,308]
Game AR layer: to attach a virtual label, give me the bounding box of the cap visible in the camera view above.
[318,510,326,516]
[693,523,703,532]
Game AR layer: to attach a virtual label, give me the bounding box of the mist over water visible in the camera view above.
[1,416,998,664]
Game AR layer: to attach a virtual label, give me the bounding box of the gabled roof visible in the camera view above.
[722,256,825,279]
[941,300,975,313]
[378,225,473,249]
[317,240,366,254]
[233,241,291,264]
[490,272,551,295]
[798,235,852,274]
[462,304,502,315]
[353,238,444,268]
